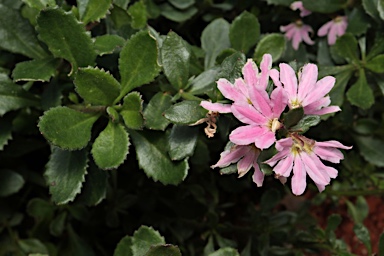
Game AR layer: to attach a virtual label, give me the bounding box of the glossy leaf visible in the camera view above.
[26,198,55,220]
[74,67,121,106]
[94,35,125,56]
[77,0,111,24]
[161,31,190,90]
[331,33,359,64]
[38,107,100,150]
[127,1,147,29]
[355,136,384,167]
[114,236,133,256]
[118,30,161,99]
[347,7,371,36]
[164,100,208,125]
[131,226,165,256]
[201,18,231,69]
[146,245,182,256]
[12,58,59,82]
[130,130,189,185]
[37,7,96,75]
[289,115,320,133]
[0,170,25,197]
[91,121,129,169]
[218,52,246,83]
[346,69,374,109]
[0,4,47,59]
[45,147,88,204]
[187,68,219,95]
[168,125,198,160]
[365,54,384,73]
[143,92,172,130]
[302,0,347,13]
[120,92,144,130]
[254,33,286,62]
[229,11,260,53]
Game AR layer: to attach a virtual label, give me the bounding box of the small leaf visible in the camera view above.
[366,54,384,73]
[121,92,144,130]
[128,1,147,29]
[187,68,219,95]
[346,7,371,36]
[45,147,88,204]
[78,163,108,206]
[379,0,384,20]
[0,170,25,197]
[145,244,182,256]
[331,33,359,64]
[220,164,237,175]
[161,31,191,90]
[169,0,194,9]
[118,30,161,99]
[94,35,125,56]
[329,70,353,106]
[18,239,48,254]
[229,11,260,53]
[168,125,198,160]
[353,223,372,255]
[302,0,347,13]
[208,247,240,256]
[346,69,374,109]
[282,107,304,129]
[49,212,67,237]
[362,0,381,21]
[254,33,286,62]
[164,100,208,125]
[114,236,133,256]
[131,226,165,256]
[12,58,59,82]
[289,115,321,133]
[218,52,246,83]
[91,121,129,169]
[74,67,120,106]
[77,0,112,24]
[37,7,96,75]
[326,214,342,234]
[159,3,197,22]
[143,92,172,130]
[26,198,55,220]
[201,18,231,69]
[22,0,56,10]
[38,107,100,150]
[130,130,189,185]
[355,136,384,167]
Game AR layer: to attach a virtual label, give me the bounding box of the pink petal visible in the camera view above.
[275,137,294,151]
[252,163,264,187]
[264,148,291,166]
[270,69,281,87]
[200,101,232,113]
[311,154,338,179]
[315,140,352,150]
[313,147,345,163]
[248,87,273,117]
[229,125,264,145]
[304,96,331,113]
[302,76,335,106]
[297,64,318,101]
[270,87,287,118]
[291,30,302,50]
[317,20,332,37]
[328,23,338,45]
[211,145,251,168]
[308,105,340,115]
[237,150,255,178]
[231,104,268,125]
[291,156,307,195]
[259,54,272,90]
[254,129,276,150]
[301,27,315,45]
[242,59,259,88]
[315,183,326,192]
[234,78,249,98]
[279,63,298,100]
[301,153,329,185]
[217,79,246,103]
[280,23,295,32]
[273,154,294,177]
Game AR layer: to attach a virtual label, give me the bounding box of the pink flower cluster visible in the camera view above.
[281,1,348,50]
[200,54,351,196]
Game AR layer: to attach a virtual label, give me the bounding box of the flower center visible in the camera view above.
[269,118,282,132]
[334,16,344,23]
[290,98,302,109]
[290,134,315,155]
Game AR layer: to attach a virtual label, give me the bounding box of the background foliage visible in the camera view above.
[0,0,384,255]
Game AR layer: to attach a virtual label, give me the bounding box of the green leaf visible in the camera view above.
[18,239,48,254]
[353,223,372,255]
[201,18,231,69]
[22,0,56,10]
[326,214,342,234]
[366,54,384,73]
[260,188,281,212]
[37,7,96,75]
[120,92,144,130]
[331,33,359,64]
[169,0,194,9]
[45,147,88,204]
[114,0,130,9]
[289,115,320,133]
[143,92,172,130]
[379,0,384,20]
[114,236,133,256]
[38,107,100,150]
[74,67,120,106]
[254,33,286,63]
[26,198,55,221]
[0,4,48,59]
[0,170,25,197]
[187,68,219,95]
[12,58,59,82]
[77,0,111,24]
[355,136,384,167]
[94,35,125,56]
[118,30,161,99]
[128,1,147,29]
[0,116,13,150]
[346,7,371,36]
[218,52,246,83]
[229,11,260,53]
[161,31,190,90]
[362,0,381,21]
[208,247,240,256]
[302,0,347,13]
[131,226,165,256]
[49,212,67,237]
[282,107,304,129]
[145,244,182,256]
[329,70,353,106]
[63,225,95,255]
[265,0,293,6]
[78,163,108,206]
[164,100,208,125]
[346,69,374,109]
[159,3,197,22]
[130,130,189,185]
[91,121,129,169]
[168,125,198,161]
[0,81,40,116]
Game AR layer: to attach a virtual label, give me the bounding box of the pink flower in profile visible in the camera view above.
[290,1,311,17]
[275,62,340,115]
[211,143,264,186]
[280,20,314,50]
[318,16,348,45]
[264,134,352,195]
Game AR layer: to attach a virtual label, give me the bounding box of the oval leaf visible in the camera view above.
[77,163,108,206]
[114,236,133,256]
[346,69,374,109]
[229,11,260,53]
[164,100,208,125]
[302,0,347,13]
[0,169,25,197]
[330,33,359,64]
[146,245,182,256]
[121,92,144,130]
[77,0,111,24]
[355,136,384,167]
[254,33,286,62]
[168,125,198,161]
[132,226,165,256]
[143,92,172,130]
[12,58,59,82]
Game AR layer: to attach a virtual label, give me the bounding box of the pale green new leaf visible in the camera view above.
[45,147,88,204]
[91,121,129,169]
[254,34,286,62]
[229,11,260,53]
[77,0,112,24]
[94,35,125,56]
[143,92,172,130]
[131,226,165,256]
[12,58,59,82]
[346,69,374,109]
[0,170,25,197]
[128,1,147,29]
[120,92,144,130]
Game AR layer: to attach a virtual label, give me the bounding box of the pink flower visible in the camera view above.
[276,62,340,115]
[264,134,352,195]
[290,1,311,17]
[317,16,348,45]
[229,86,287,149]
[211,143,264,186]
[280,20,314,50]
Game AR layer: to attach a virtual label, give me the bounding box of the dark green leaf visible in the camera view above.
[254,33,286,63]
[220,164,238,175]
[0,4,48,59]
[12,58,59,82]
[201,18,231,69]
[0,81,40,116]
[302,0,347,13]
[118,30,161,99]
[114,236,133,256]
[91,121,129,169]
[326,214,342,234]
[143,92,172,130]
[161,31,190,90]
[366,54,384,73]
[379,0,384,20]
[187,68,219,95]
[128,1,147,29]
[354,118,380,135]
[289,115,320,133]
[130,130,189,185]
[0,170,25,197]
[75,67,120,106]
[18,239,48,254]
[353,223,372,254]
[37,7,96,75]
[367,33,384,60]
[329,70,353,106]
[331,33,359,64]
[362,0,381,21]
[113,0,130,9]
[131,226,165,256]
[145,244,182,256]
[94,35,125,56]
[159,3,197,22]
[260,188,281,212]
[38,107,100,150]
[355,136,384,167]
[45,147,88,204]
[0,116,13,150]
[63,225,95,255]
[164,100,208,125]
[229,11,260,53]
[49,212,67,237]
[282,107,304,129]
[78,163,108,206]
[208,247,240,256]
[121,92,144,130]
[26,198,55,221]
[347,7,371,36]
[169,0,194,9]
[168,125,198,160]
[218,52,246,83]
[23,0,56,10]
[346,69,374,109]
[265,0,293,6]
[77,0,112,24]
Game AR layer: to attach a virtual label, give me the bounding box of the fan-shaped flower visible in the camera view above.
[280,20,314,50]
[318,16,348,45]
[290,1,311,17]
